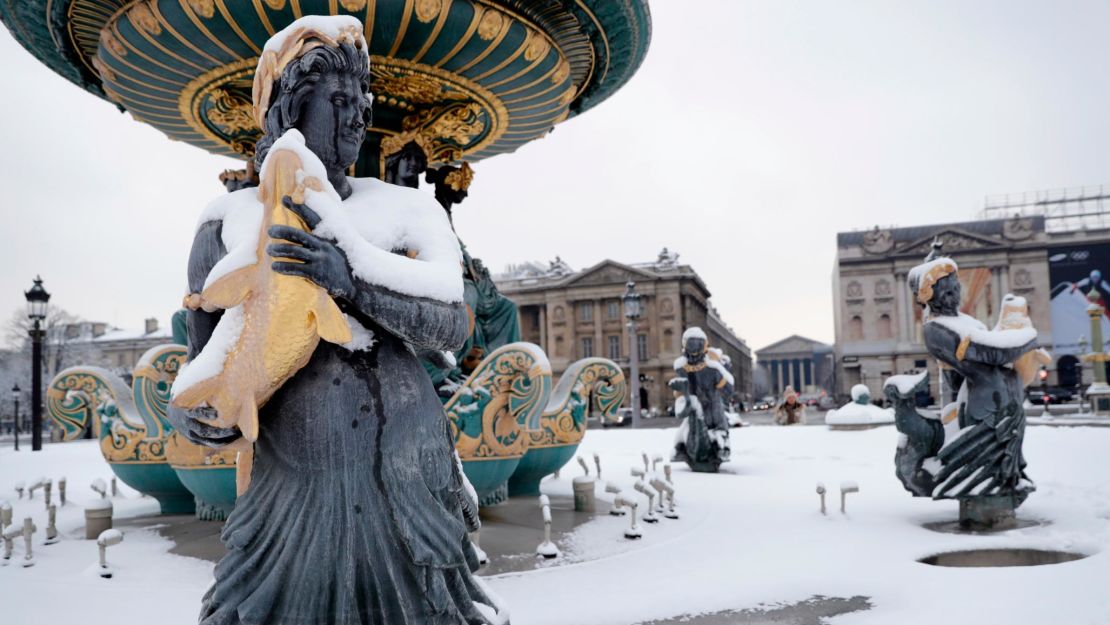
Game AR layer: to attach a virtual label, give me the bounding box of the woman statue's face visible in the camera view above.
[297,70,368,172]
[931,273,962,315]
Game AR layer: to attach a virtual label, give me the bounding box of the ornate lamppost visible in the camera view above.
[11,383,20,451]
[623,281,643,429]
[24,277,50,451]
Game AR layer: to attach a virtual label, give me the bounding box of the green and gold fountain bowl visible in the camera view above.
[1,0,649,175]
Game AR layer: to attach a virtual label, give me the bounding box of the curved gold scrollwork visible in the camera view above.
[47,367,165,463]
[528,358,625,448]
[445,342,552,460]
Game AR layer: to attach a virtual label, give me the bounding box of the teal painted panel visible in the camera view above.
[461,457,521,500]
[174,467,237,514]
[507,444,577,497]
[109,463,195,515]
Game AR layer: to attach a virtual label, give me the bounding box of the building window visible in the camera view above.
[581,337,594,358]
[878,313,893,340]
[607,335,621,360]
[578,302,593,322]
[914,359,927,368]
[607,300,620,320]
[637,334,648,360]
[849,315,864,341]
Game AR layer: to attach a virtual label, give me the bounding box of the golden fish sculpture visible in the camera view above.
[172,147,352,495]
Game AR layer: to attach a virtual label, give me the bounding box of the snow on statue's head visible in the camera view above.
[252,16,371,176]
[682,327,708,363]
[908,257,960,317]
[850,383,870,405]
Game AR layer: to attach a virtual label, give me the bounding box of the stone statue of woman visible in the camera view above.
[905,256,1037,526]
[167,16,506,624]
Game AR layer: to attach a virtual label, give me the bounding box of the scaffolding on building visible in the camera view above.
[980,184,1110,233]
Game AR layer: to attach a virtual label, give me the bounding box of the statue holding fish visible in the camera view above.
[167,15,507,625]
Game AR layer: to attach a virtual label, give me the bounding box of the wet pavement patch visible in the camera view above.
[635,595,872,625]
[918,548,1088,568]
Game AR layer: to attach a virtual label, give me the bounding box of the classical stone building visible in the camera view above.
[496,251,753,412]
[833,210,1110,402]
[755,335,834,397]
[45,318,175,377]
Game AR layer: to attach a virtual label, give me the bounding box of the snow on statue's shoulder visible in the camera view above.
[930,312,1036,350]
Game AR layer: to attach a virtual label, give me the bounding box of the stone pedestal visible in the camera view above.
[572,476,596,512]
[85,500,113,539]
[959,495,1018,530]
[1086,382,1110,415]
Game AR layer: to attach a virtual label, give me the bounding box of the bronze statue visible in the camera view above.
[671,327,731,472]
[167,16,505,624]
[899,255,1037,527]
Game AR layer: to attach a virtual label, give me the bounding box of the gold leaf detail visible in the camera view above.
[208,89,257,134]
[551,59,569,85]
[103,85,123,104]
[558,85,576,106]
[128,3,162,35]
[524,31,549,62]
[99,29,127,57]
[263,0,286,9]
[340,0,368,10]
[91,56,115,82]
[477,9,504,41]
[444,162,473,191]
[415,0,441,23]
[187,0,216,18]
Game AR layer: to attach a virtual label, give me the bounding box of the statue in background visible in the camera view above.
[420,162,521,395]
[167,16,505,624]
[671,327,731,472]
[900,254,1038,528]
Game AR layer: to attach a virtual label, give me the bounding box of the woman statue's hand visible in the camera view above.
[268,196,355,300]
[168,405,242,447]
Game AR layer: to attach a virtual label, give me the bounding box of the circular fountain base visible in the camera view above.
[918,548,1088,568]
[922,517,1048,535]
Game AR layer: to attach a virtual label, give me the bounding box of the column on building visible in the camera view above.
[593,300,603,359]
[895,271,909,343]
[791,358,801,391]
[804,358,812,387]
[538,306,547,351]
[771,360,780,394]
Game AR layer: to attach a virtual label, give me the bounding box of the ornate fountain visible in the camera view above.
[16,0,649,510]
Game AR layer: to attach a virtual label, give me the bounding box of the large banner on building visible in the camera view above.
[1049,244,1110,355]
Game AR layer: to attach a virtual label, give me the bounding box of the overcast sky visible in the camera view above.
[2,0,1109,352]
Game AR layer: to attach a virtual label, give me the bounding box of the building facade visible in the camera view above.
[45,317,175,378]
[754,335,834,398]
[496,252,753,412]
[833,211,1110,402]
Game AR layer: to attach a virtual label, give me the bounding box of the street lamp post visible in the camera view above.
[622,281,643,429]
[11,384,20,451]
[24,276,50,451]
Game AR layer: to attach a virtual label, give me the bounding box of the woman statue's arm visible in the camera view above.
[961,337,1037,367]
[165,221,243,447]
[267,198,468,352]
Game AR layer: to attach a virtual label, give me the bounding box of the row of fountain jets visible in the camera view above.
[2,476,124,576]
[535,452,681,559]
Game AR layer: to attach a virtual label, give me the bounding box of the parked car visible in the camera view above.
[604,407,649,427]
[1026,387,1074,405]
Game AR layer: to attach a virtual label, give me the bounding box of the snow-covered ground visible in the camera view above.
[3,425,1109,624]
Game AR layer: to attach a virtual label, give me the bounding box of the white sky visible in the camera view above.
[1,0,1108,352]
